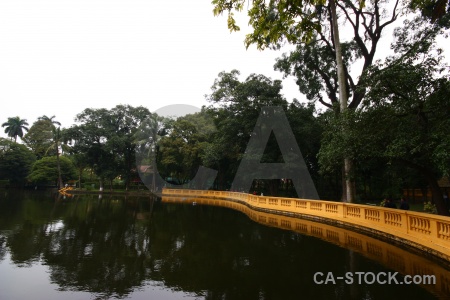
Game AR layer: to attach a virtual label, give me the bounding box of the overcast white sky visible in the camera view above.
[0,0,305,138]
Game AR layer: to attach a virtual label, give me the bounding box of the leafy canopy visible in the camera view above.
[212,0,324,49]
[28,156,77,184]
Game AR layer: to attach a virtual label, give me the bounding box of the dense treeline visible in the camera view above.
[0,4,449,214]
[210,0,450,212]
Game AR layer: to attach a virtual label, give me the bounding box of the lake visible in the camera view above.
[0,190,448,299]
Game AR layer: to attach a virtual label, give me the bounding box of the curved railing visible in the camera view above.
[162,189,450,262]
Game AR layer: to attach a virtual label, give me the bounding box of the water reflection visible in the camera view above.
[163,196,450,298]
[0,191,448,299]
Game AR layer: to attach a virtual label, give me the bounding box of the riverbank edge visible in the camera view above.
[61,188,161,197]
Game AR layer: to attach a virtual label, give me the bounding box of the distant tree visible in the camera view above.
[65,109,111,190]
[1,117,29,142]
[68,105,151,190]
[68,152,89,189]
[0,138,36,186]
[38,115,61,127]
[134,113,170,190]
[23,120,54,159]
[28,156,77,186]
[46,127,71,188]
[204,70,290,191]
[156,111,215,186]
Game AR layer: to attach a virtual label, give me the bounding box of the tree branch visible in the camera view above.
[375,0,400,38]
[338,0,370,58]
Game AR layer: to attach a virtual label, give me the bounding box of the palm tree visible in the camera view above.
[38,115,61,127]
[40,115,67,187]
[1,116,29,142]
[46,127,70,188]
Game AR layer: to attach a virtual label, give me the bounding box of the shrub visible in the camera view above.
[423,201,437,214]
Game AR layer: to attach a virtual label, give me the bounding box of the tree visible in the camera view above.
[68,152,89,189]
[359,16,449,214]
[1,116,29,142]
[409,0,450,22]
[46,127,70,188]
[23,119,54,159]
[27,156,77,185]
[286,100,325,197]
[66,108,110,189]
[204,70,306,193]
[38,115,61,127]
[0,138,35,186]
[68,105,151,190]
[342,71,450,215]
[134,113,170,191]
[212,0,407,202]
[106,105,152,190]
[319,15,450,214]
[155,111,216,187]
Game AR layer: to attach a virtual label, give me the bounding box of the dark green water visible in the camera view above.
[0,191,447,300]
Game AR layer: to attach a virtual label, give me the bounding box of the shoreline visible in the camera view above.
[60,188,162,198]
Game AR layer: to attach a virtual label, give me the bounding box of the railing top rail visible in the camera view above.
[161,188,450,223]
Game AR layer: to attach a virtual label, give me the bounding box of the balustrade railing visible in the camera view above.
[162,188,450,261]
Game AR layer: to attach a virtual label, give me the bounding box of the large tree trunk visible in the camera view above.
[330,0,355,202]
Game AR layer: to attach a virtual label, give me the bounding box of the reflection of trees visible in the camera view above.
[0,191,53,265]
[43,195,154,298]
[0,193,156,298]
[139,205,436,300]
[0,193,441,300]
[0,235,6,262]
[144,205,316,299]
[7,221,48,265]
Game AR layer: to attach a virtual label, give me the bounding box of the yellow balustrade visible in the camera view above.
[162,188,450,262]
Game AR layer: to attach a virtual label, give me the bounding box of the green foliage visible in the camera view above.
[0,138,36,185]
[28,156,77,184]
[156,110,216,183]
[317,15,450,210]
[423,201,438,214]
[212,0,322,48]
[408,0,449,23]
[38,115,61,126]
[203,71,290,188]
[67,105,151,189]
[22,120,54,159]
[357,16,450,178]
[152,70,298,190]
[212,0,408,202]
[275,39,364,109]
[82,182,96,190]
[1,116,29,142]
